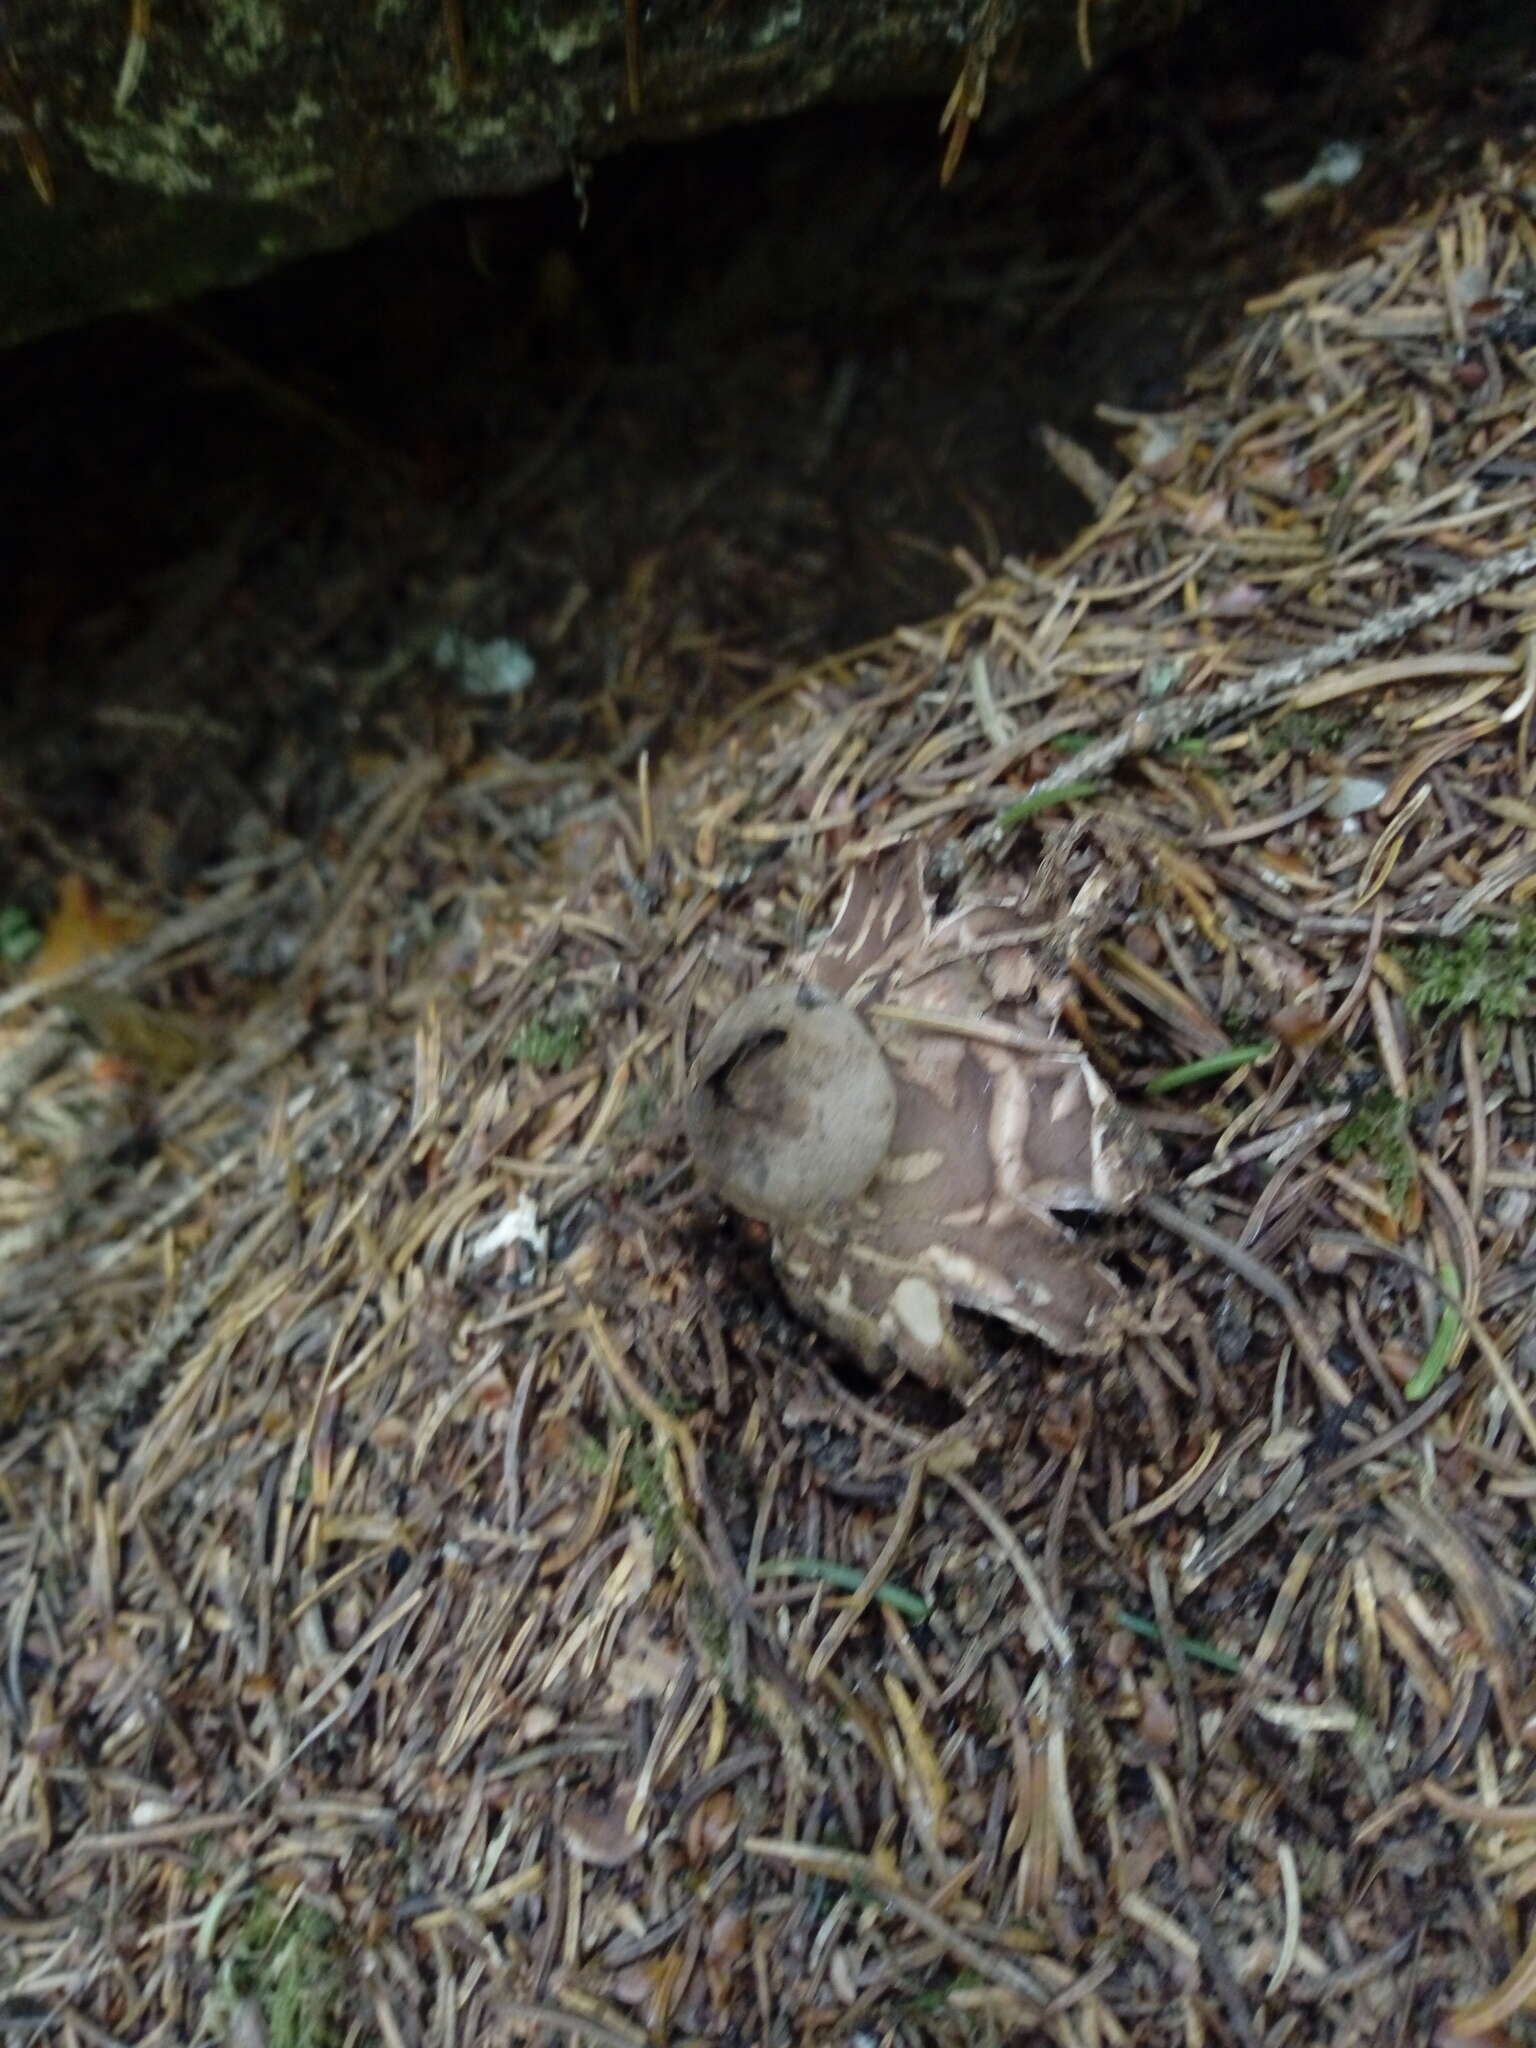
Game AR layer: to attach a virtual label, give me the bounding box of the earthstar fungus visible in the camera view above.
[685,978,898,1223]
[685,838,1156,1391]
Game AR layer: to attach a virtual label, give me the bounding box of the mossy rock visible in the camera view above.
[3,0,1198,346]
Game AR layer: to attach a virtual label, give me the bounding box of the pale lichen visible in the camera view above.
[210,0,288,79]
[752,1,805,48]
[77,107,234,195]
[246,160,336,200]
[539,16,607,65]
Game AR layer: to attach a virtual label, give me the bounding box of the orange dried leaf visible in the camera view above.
[28,875,148,983]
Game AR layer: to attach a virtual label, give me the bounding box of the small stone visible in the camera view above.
[1324,775,1388,819]
[562,1789,647,1867]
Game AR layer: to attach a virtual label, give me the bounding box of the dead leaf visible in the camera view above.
[27,874,148,983]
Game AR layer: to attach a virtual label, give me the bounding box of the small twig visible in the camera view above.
[441,0,469,96]
[940,1467,1074,1670]
[1141,1191,1353,1406]
[492,2003,651,2048]
[623,0,642,112]
[746,1838,1050,2011]
[286,756,446,989]
[1315,1232,1536,1458]
[1013,538,1536,814]
[583,1301,702,1497]
[1147,1552,1200,1776]
[1309,1371,1464,1488]
[163,313,416,480]
[114,0,150,109]
[1182,1888,1264,2048]
[805,1459,926,1685]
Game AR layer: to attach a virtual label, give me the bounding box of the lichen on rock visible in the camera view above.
[2,0,1196,346]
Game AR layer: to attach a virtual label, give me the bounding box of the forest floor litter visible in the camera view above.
[4,30,1536,2048]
